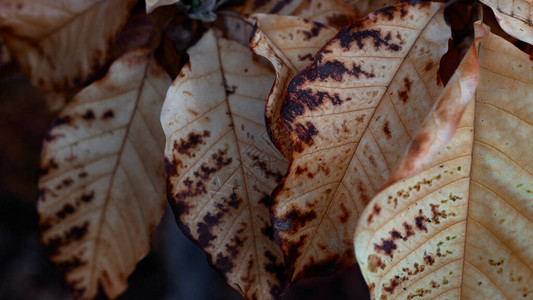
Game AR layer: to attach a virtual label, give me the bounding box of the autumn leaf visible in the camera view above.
[38,49,170,300]
[271,2,450,283]
[480,0,533,45]
[250,14,338,159]
[161,30,288,299]
[350,0,405,16]
[354,26,533,299]
[0,0,136,107]
[236,0,359,28]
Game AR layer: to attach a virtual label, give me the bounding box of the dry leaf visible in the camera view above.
[161,30,288,299]
[355,27,533,299]
[271,2,450,282]
[349,0,405,16]
[38,49,170,299]
[0,0,136,99]
[480,0,533,45]
[236,0,360,28]
[250,13,338,159]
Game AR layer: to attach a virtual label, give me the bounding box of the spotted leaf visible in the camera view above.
[250,14,338,159]
[0,0,136,107]
[271,2,450,283]
[480,0,533,45]
[355,27,533,299]
[161,30,288,299]
[38,49,170,299]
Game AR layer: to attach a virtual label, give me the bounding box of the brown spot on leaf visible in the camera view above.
[80,191,94,203]
[301,22,327,41]
[367,204,381,223]
[56,204,75,220]
[425,61,433,71]
[82,110,95,120]
[383,121,392,139]
[174,130,211,157]
[423,251,435,265]
[338,202,350,223]
[399,77,412,103]
[338,27,402,52]
[415,209,428,232]
[402,222,414,241]
[101,110,114,120]
[294,121,318,145]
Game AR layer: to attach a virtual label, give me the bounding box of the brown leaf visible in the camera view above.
[235,0,360,28]
[161,30,288,299]
[271,2,450,283]
[250,14,338,159]
[350,0,405,16]
[355,26,533,299]
[38,49,170,299]
[0,0,136,102]
[480,0,533,45]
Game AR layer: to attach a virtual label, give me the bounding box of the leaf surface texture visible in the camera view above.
[161,30,288,300]
[38,49,169,299]
[355,28,533,300]
[271,2,450,282]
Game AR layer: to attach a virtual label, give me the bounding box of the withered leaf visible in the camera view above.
[271,2,450,283]
[480,0,533,45]
[236,0,359,28]
[350,0,406,16]
[0,0,136,105]
[250,14,338,159]
[161,30,288,299]
[38,49,170,300]
[355,26,533,299]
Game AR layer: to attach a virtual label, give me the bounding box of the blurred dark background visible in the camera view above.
[0,66,370,299]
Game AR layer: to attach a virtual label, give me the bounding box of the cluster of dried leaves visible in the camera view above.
[1,0,531,299]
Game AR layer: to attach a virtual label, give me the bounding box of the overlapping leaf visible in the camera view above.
[271,2,451,282]
[250,14,338,159]
[355,27,533,299]
[480,0,533,45]
[0,0,136,107]
[350,0,405,16]
[236,0,359,28]
[38,49,170,299]
[161,30,288,299]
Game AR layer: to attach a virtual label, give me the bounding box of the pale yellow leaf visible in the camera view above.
[271,2,450,282]
[161,30,288,299]
[250,13,338,159]
[480,0,533,45]
[0,0,136,96]
[38,49,170,300]
[355,27,533,300]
